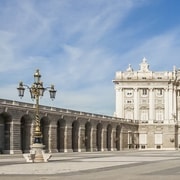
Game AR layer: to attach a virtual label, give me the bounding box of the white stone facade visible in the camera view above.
[113,58,180,150]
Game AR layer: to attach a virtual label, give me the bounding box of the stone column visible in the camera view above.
[92,126,97,151]
[64,126,68,152]
[168,85,174,123]
[115,87,123,118]
[173,86,177,123]
[149,88,154,124]
[134,88,138,121]
[77,124,81,152]
[102,128,105,151]
[164,88,169,124]
[90,126,93,152]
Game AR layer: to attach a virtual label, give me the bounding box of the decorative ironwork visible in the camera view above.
[17,69,56,144]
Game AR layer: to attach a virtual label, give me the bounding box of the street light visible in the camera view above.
[17,69,56,162]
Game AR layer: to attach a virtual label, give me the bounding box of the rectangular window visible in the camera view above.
[126,89,133,97]
[139,134,147,144]
[156,145,161,149]
[125,111,133,119]
[141,145,145,149]
[177,90,180,96]
[156,110,163,121]
[141,99,148,104]
[141,110,148,120]
[142,89,148,95]
[155,134,162,145]
[156,89,163,96]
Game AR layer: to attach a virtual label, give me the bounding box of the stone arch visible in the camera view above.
[96,123,102,151]
[85,121,91,151]
[72,120,80,152]
[20,115,33,153]
[41,116,50,151]
[116,125,121,151]
[0,112,12,154]
[107,124,112,151]
[57,119,66,152]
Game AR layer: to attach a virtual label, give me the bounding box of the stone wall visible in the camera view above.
[0,99,138,154]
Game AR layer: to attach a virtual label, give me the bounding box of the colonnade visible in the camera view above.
[0,99,138,154]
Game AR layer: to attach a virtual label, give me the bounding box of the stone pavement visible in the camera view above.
[0,150,180,180]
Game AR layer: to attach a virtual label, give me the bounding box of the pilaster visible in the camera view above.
[134,88,138,121]
[149,88,154,124]
[164,88,169,124]
[168,84,174,123]
[115,87,123,118]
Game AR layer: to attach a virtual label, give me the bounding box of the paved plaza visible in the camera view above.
[0,150,180,180]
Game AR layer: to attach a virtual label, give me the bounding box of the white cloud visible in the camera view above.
[1,0,180,116]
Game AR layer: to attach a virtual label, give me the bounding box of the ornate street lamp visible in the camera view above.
[17,69,56,162]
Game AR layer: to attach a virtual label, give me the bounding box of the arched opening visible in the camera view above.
[0,112,12,154]
[41,117,50,151]
[72,121,79,152]
[57,119,66,152]
[21,115,32,153]
[107,124,112,151]
[96,123,102,151]
[85,122,91,151]
[116,125,121,151]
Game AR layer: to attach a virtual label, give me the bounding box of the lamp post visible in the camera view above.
[17,69,56,162]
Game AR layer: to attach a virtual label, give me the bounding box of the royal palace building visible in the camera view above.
[0,58,180,154]
[113,58,180,150]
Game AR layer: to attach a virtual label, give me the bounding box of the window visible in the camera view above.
[139,134,147,145]
[126,89,133,97]
[156,89,163,96]
[155,99,163,104]
[156,110,163,121]
[125,111,133,119]
[177,90,180,96]
[155,133,162,145]
[141,89,148,96]
[141,110,148,120]
[141,99,148,104]
[127,100,132,103]
[141,145,146,149]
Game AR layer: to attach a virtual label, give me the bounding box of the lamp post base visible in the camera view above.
[23,143,51,163]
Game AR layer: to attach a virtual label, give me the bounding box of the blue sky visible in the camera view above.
[0,0,180,116]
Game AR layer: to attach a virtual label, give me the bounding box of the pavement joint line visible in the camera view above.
[0,151,180,176]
